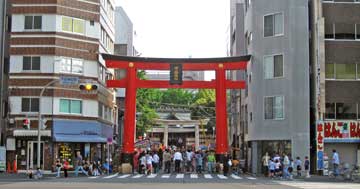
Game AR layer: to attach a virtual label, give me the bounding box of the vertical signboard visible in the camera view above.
[316,121,324,170]
[170,64,183,85]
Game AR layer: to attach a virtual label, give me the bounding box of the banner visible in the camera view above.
[316,121,324,170]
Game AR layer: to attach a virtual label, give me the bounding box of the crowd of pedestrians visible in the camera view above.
[262,152,310,179]
[26,151,113,179]
[133,147,240,176]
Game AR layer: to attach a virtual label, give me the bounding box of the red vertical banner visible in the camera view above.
[316,121,324,170]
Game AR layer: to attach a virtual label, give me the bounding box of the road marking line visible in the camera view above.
[246,176,256,180]
[190,174,198,179]
[230,174,242,179]
[88,176,99,179]
[132,174,143,178]
[162,174,171,178]
[176,174,184,178]
[104,173,119,179]
[217,174,228,179]
[147,174,157,178]
[204,174,213,179]
[117,174,131,178]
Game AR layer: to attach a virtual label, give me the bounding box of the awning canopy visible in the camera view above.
[13,130,51,137]
[52,120,113,143]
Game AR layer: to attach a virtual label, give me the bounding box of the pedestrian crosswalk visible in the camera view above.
[88,173,257,180]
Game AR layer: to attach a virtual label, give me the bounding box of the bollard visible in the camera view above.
[7,162,11,173]
[13,160,17,174]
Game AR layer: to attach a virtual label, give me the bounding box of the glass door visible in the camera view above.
[27,141,44,169]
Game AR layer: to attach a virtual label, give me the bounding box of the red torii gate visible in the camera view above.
[103,54,250,164]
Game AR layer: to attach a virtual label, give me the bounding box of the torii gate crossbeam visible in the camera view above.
[103,54,251,166]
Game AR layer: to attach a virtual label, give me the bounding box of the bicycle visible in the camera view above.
[351,165,360,182]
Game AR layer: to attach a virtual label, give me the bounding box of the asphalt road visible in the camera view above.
[0,173,359,189]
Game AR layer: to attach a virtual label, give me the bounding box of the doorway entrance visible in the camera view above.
[27,141,44,170]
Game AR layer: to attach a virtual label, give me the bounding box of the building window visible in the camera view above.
[326,63,357,80]
[264,96,284,120]
[60,58,83,74]
[335,23,355,40]
[247,32,253,46]
[336,64,356,79]
[98,103,103,118]
[264,13,283,37]
[23,56,40,71]
[264,54,283,79]
[99,66,105,82]
[325,63,335,79]
[24,15,42,30]
[22,98,39,112]
[62,16,85,34]
[337,102,357,119]
[60,99,82,114]
[325,102,357,120]
[325,102,336,119]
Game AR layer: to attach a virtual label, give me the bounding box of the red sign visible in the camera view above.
[323,121,360,139]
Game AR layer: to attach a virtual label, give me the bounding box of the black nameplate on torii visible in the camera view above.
[170,64,183,85]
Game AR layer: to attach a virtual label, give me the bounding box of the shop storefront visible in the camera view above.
[52,119,113,169]
[9,130,52,171]
[316,121,360,173]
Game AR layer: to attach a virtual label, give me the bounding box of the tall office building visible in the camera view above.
[230,0,310,174]
[0,0,9,147]
[6,0,116,171]
[311,0,360,171]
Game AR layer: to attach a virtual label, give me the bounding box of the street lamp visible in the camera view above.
[37,79,59,169]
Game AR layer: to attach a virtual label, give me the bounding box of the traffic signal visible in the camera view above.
[23,118,30,129]
[79,83,98,93]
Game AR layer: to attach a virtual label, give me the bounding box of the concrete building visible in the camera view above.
[311,0,360,172]
[0,0,9,147]
[230,0,310,174]
[114,6,135,57]
[6,0,116,171]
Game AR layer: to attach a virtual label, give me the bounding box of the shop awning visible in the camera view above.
[52,120,113,143]
[13,130,51,137]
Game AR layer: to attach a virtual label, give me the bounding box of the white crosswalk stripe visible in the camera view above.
[230,174,242,179]
[117,174,131,179]
[161,174,171,178]
[131,174,143,178]
[190,174,198,179]
[204,174,213,179]
[147,174,157,178]
[175,174,184,178]
[103,174,257,180]
[88,176,99,179]
[217,174,228,179]
[104,173,119,179]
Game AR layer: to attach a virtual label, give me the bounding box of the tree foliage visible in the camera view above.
[191,89,216,128]
[135,72,216,136]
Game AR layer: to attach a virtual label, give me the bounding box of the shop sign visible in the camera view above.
[316,121,324,170]
[316,120,360,170]
[323,121,360,140]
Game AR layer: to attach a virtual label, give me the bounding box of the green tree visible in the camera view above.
[191,89,216,128]
[135,71,162,136]
[161,89,194,105]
